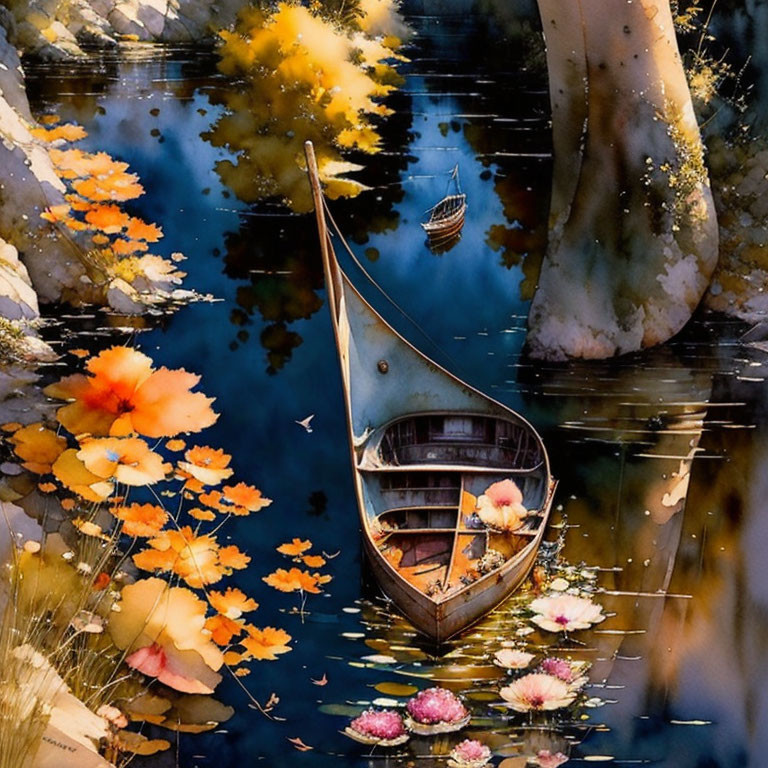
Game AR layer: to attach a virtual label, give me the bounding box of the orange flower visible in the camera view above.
[219,545,250,570]
[188,507,215,521]
[126,217,163,242]
[31,123,87,142]
[241,626,292,661]
[132,547,178,573]
[109,578,223,694]
[65,194,92,211]
[84,204,130,233]
[198,490,229,512]
[276,538,312,556]
[10,423,67,474]
[178,446,233,486]
[77,437,170,486]
[166,439,186,451]
[205,614,244,646]
[37,482,57,494]
[52,449,113,502]
[209,588,258,619]
[0,422,21,433]
[112,503,168,537]
[72,171,143,202]
[44,346,217,438]
[301,554,326,568]
[223,650,245,666]
[51,149,129,178]
[112,238,149,256]
[40,204,71,223]
[313,572,332,587]
[183,477,205,495]
[61,216,88,232]
[61,498,76,511]
[263,567,321,594]
[134,527,225,588]
[222,483,271,513]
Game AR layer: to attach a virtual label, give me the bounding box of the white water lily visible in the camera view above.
[493,648,535,670]
[500,673,577,712]
[529,594,605,633]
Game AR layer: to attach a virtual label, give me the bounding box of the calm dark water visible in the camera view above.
[23,4,768,767]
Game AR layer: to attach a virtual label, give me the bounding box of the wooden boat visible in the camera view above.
[421,165,467,241]
[304,142,556,643]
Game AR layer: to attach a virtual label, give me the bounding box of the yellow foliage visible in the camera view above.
[207,1,407,211]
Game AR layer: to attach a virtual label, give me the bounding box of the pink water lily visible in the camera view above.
[345,709,409,746]
[448,739,492,768]
[405,687,470,734]
[500,673,577,712]
[406,687,468,725]
[529,594,605,633]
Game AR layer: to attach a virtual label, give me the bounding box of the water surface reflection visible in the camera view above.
[21,5,768,767]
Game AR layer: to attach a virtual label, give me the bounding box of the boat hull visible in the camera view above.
[303,141,556,645]
[421,202,466,239]
[362,479,556,643]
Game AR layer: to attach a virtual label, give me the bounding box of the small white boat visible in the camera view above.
[304,142,555,642]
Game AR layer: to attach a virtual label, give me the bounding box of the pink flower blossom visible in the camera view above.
[406,687,468,725]
[348,709,406,741]
[540,658,574,681]
[448,739,492,768]
[485,478,523,507]
[500,673,577,712]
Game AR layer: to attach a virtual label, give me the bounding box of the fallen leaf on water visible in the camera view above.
[311,673,328,686]
[287,737,313,752]
[302,554,326,568]
[277,538,312,556]
[264,692,280,710]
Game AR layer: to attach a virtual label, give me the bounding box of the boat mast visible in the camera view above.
[304,141,341,324]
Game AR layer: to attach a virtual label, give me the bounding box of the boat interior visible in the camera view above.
[360,414,549,600]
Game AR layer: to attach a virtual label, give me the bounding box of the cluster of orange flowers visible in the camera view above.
[264,538,333,596]
[33,118,183,286]
[3,345,290,693]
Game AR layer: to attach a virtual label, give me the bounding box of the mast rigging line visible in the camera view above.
[320,197,467,377]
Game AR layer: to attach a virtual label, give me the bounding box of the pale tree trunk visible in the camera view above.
[527,0,719,360]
